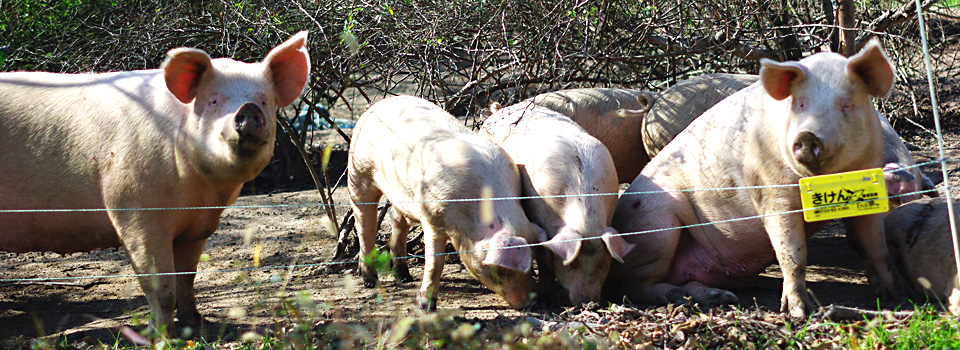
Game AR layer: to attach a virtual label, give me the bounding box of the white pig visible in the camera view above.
[607,40,903,318]
[348,95,543,311]
[526,88,656,183]
[0,32,310,335]
[643,73,937,207]
[884,198,959,303]
[479,101,633,305]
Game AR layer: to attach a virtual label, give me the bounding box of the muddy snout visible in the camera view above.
[793,131,825,171]
[233,103,269,155]
[235,103,266,137]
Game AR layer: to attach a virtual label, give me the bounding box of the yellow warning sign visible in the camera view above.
[799,168,889,222]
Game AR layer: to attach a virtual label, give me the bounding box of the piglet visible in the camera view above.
[0,32,310,335]
[480,101,633,305]
[608,39,904,318]
[348,95,543,310]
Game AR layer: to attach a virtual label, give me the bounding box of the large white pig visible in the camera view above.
[348,95,543,311]
[526,88,655,183]
[884,198,959,303]
[0,32,310,335]
[608,40,903,318]
[643,73,937,207]
[479,101,633,305]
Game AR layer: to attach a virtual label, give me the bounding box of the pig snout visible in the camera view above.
[793,131,825,171]
[235,103,266,137]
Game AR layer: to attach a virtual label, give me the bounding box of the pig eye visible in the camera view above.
[794,98,807,111]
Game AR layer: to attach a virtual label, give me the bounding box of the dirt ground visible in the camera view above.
[2,119,960,346]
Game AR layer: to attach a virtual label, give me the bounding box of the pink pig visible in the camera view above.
[0,32,310,335]
[348,95,543,311]
[608,40,903,318]
[480,101,634,305]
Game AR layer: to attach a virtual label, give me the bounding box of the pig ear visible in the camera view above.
[760,59,808,101]
[848,38,896,98]
[481,232,532,273]
[162,48,213,104]
[601,228,634,263]
[542,227,582,266]
[264,31,311,108]
[921,174,939,197]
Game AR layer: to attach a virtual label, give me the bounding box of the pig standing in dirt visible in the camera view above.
[643,73,937,207]
[479,101,634,305]
[348,95,544,311]
[884,198,960,304]
[608,40,903,317]
[526,88,656,183]
[0,32,310,335]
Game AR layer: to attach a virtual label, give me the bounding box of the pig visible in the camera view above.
[0,32,310,335]
[525,88,656,183]
[642,74,759,159]
[884,198,959,304]
[643,73,938,207]
[607,39,903,318]
[348,95,544,311]
[479,101,634,305]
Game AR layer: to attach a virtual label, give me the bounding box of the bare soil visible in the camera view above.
[3,122,960,347]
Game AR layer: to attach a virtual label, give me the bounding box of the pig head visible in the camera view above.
[0,32,310,336]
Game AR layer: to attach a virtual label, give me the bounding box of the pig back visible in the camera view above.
[351,96,522,225]
[0,71,187,253]
[480,102,619,231]
[884,198,960,301]
[526,88,655,183]
[643,74,758,158]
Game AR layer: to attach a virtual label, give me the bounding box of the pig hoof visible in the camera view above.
[417,293,437,311]
[394,266,415,283]
[705,290,739,306]
[176,311,203,330]
[362,275,379,288]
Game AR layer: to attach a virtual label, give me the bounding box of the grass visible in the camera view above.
[11,291,960,349]
[941,0,960,8]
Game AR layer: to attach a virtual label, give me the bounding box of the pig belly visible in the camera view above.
[0,212,120,253]
[664,230,776,290]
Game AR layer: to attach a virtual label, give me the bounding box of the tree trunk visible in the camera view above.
[838,0,856,56]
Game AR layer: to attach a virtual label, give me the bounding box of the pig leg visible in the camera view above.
[120,233,178,335]
[764,213,811,318]
[611,189,687,305]
[623,282,687,305]
[173,238,208,331]
[351,185,383,288]
[842,214,903,300]
[418,224,447,311]
[534,248,562,306]
[389,211,416,283]
[678,281,738,307]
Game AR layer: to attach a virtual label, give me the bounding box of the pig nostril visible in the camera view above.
[235,103,266,135]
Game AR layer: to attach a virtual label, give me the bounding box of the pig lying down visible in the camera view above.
[884,198,960,305]
[526,88,656,184]
[0,32,310,335]
[348,95,543,311]
[643,73,937,208]
[608,40,903,318]
[480,101,633,305]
